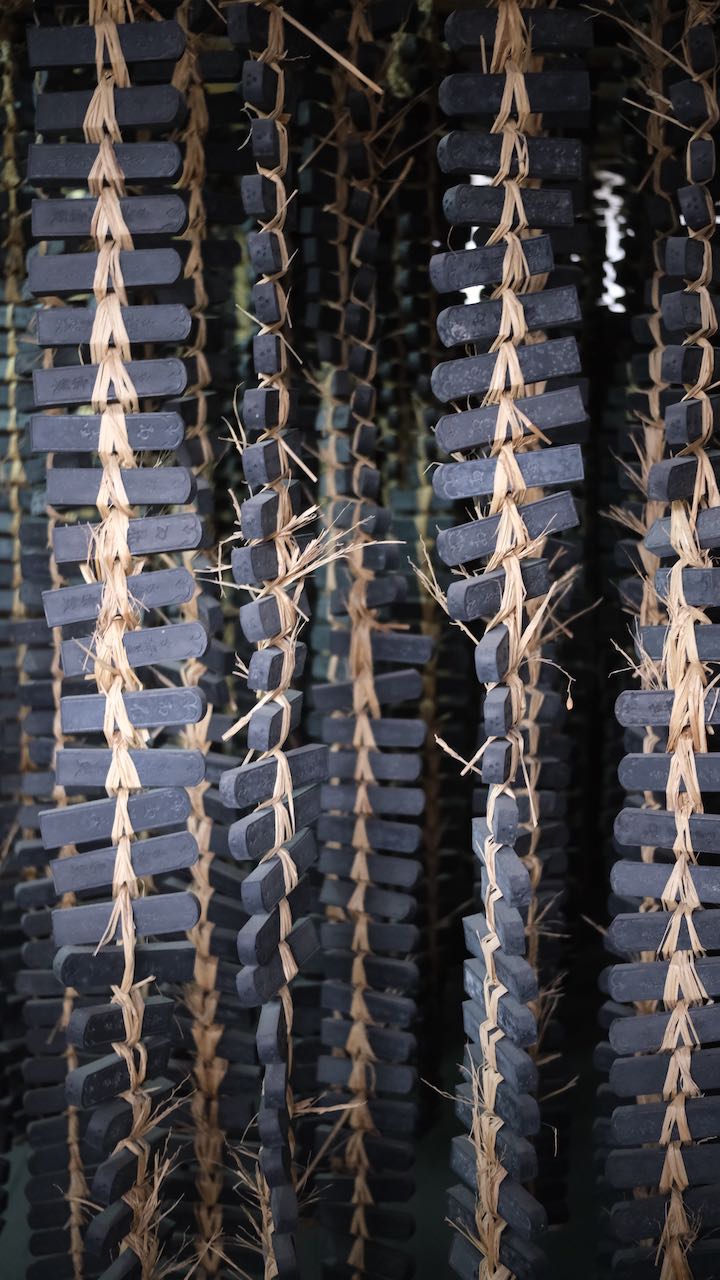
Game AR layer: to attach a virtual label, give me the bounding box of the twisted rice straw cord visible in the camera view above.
[325,9,391,1272]
[82,8,161,1271]
[236,7,309,1272]
[460,3,565,1272]
[650,14,720,1267]
[169,7,230,1269]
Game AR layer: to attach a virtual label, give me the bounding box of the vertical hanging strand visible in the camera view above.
[429,2,592,1274]
[171,9,226,1271]
[221,4,331,1276]
[26,2,210,1271]
[602,3,720,1276]
[310,4,429,1278]
[81,7,157,1269]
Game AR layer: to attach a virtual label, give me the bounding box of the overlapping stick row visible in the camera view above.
[602,6,720,1277]
[430,4,591,1276]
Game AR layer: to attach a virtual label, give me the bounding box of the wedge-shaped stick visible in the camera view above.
[52,891,199,947]
[317,1054,415,1096]
[470,839,531,909]
[27,20,185,67]
[464,970,536,1048]
[440,70,590,116]
[432,337,580,403]
[239,481,304,541]
[611,1096,720,1149]
[313,668,422,712]
[655,564,720,605]
[610,1003,720,1056]
[236,917,318,1006]
[30,410,184,454]
[34,358,187,409]
[461,1025,537,1097]
[61,687,206,734]
[443,183,573,228]
[438,132,583,180]
[325,750,421,783]
[68,995,175,1051]
[318,847,420,891]
[662,288,720,334]
[35,86,185,135]
[92,1125,167,1206]
[648,452,720,502]
[436,385,586,453]
[321,715,426,748]
[314,1172,414,1205]
[244,692,303,755]
[464,927,538,1003]
[220,744,328,810]
[247,643,307,692]
[321,781,424,818]
[434,445,583,503]
[457,1056,539,1136]
[38,302,190,348]
[237,878,313,965]
[662,342,720,386]
[609,906,720,953]
[664,236,720,282]
[53,942,194,998]
[55,747,204,790]
[607,955,720,1004]
[474,797,520,848]
[444,8,593,51]
[320,878,416,923]
[228,784,321,861]
[240,829,317,914]
[448,559,549,622]
[616,689,720,727]
[438,285,581,348]
[61,621,207,677]
[322,978,415,1029]
[330,573,406,616]
[646,505,720,556]
[321,1017,415,1064]
[47,463,194,508]
[40,786,191,851]
[606,1143,720,1191]
[328,630,432,667]
[323,937,419,983]
[450,1135,546,1239]
[448,1191,546,1280]
[430,234,554,292]
[615,807,720,854]
[29,249,181,299]
[53,515,201,564]
[43,567,195,628]
[610,1185,720,1246]
[28,142,182,188]
[66,1037,170,1109]
[239,587,309,644]
[619,753,720,792]
[318,813,420,855]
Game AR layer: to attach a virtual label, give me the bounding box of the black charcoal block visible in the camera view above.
[435,386,586,453]
[35,86,185,136]
[433,445,583,501]
[61,687,207,734]
[30,410,184,454]
[432,337,580,403]
[448,560,550,622]
[430,234,554,293]
[40,787,191,851]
